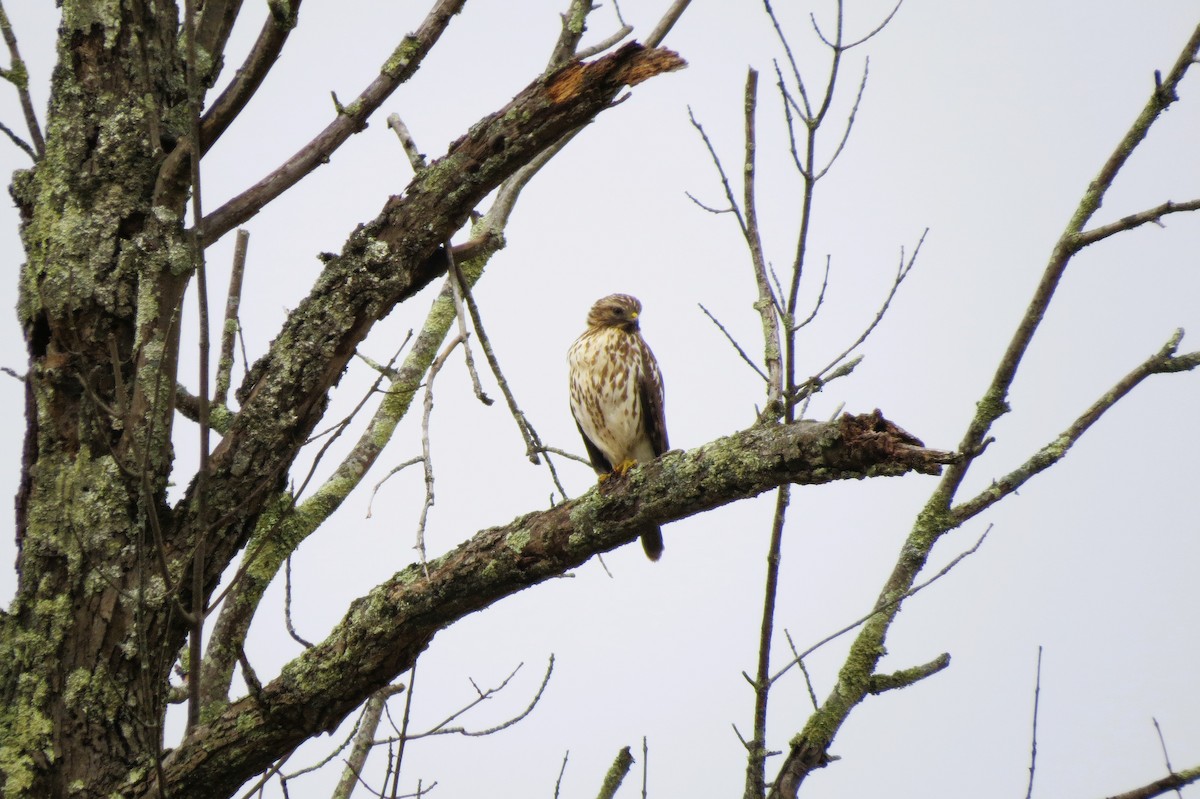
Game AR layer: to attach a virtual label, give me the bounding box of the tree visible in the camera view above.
[1,2,1198,798]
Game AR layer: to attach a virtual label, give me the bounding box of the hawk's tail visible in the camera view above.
[641,525,664,561]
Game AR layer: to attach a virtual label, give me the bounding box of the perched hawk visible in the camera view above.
[568,294,669,560]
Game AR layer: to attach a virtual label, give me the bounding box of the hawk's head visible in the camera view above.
[586,294,643,333]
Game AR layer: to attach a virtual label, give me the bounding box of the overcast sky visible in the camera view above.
[2,2,1199,798]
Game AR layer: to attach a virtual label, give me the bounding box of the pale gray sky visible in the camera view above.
[2,2,1198,797]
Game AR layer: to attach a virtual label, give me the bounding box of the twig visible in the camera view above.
[0,118,34,160]
[392,660,419,797]
[1025,646,1043,799]
[813,56,869,180]
[415,336,464,570]
[395,655,554,740]
[1151,718,1184,799]
[576,25,634,60]
[215,229,249,407]
[782,629,818,710]
[763,0,813,120]
[0,0,45,158]
[283,555,313,648]
[367,457,424,518]
[770,525,992,686]
[533,446,591,467]
[1074,198,1200,249]
[453,258,572,502]
[285,709,363,780]
[641,736,649,799]
[804,231,924,381]
[553,750,570,799]
[294,341,410,501]
[446,248,493,406]
[387,113,427,171]
[840,0,904,50]
[698,303,770,383]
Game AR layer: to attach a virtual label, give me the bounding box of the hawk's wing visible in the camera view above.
[573,418,614,474]
[637,336,669,456]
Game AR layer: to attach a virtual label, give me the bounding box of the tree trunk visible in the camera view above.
[5,3,190,795]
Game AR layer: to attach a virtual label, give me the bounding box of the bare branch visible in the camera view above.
[416,335,464,568]
[951,331,1200,524]
[698,303,770,383]
[200,0,303,152]
[687,106,749,235]
[446,249,493,406]
[866,653,950,694]
[936,20,1200,504]
[0,0,45,157]
[842,0,904,50]
[813,56,868,180]
[395,655,554,739]
[1074,198,1200,249]
[645,0,694,48]
[741,69,785,413]
[214,229,249,407]
[770,524,990,686]
[0,118,34,161]
[577,25,634,60]
[283,556,313,649]
[553,750,570,799]
[1151,718,1185,799]
[549,0,595,68]
[197,0,468,244]
[1025,646,1043,799]
[452,260,572,499]
[762,0,812,119]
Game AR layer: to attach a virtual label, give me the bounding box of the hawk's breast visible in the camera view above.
[567,327,654,470]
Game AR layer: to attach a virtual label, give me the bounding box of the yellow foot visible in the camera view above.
[612,459,638,477]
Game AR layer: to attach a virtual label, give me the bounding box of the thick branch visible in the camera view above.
[143,412,950,798]
[162,41,687,697]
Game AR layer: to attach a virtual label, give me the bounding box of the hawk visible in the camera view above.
[568,294,669,560]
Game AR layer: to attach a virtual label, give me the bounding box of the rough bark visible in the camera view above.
[137,413,951,799]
